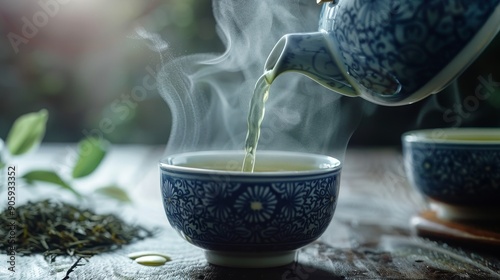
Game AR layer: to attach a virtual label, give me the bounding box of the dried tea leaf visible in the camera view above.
[0,200,153,259]
[72,137,107,179]
[6,109,48,156]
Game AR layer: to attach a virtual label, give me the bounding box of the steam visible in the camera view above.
[147,0,362,161]
[415,75,497,130]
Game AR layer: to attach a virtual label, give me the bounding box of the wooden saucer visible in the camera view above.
[411,210,500,248]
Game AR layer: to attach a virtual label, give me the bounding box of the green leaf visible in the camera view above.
[95,185,131,203]
[22,170,81,198]
[0,138,5,169]
[72,137,108,179]
[6,109,49,156]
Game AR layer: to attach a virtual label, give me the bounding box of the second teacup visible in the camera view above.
[402,128,500,221]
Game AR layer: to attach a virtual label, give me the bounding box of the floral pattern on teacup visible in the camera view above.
[161,171,340,250]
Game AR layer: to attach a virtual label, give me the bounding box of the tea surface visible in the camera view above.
[180,160,318,172]
[438,135,500,142]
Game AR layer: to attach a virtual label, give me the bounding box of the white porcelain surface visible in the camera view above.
[204,250,297,268]
[430,201,500,222]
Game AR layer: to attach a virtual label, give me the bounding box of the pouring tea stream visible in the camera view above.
[243,0,500,172]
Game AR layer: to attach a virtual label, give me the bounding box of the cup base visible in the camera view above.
[411,210,500,248]
[430,201,500,221]
[204,250,297,268]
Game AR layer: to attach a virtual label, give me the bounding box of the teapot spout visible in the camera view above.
[264,32,356,96]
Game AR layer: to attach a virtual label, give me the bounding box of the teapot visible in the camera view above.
[264,0,500,106]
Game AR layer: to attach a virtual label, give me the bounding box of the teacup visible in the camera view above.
[159,150,341,268]
[402,128,500,221]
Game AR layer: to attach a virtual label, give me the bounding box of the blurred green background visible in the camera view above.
[1,0,499,146]
[0,0,222,144]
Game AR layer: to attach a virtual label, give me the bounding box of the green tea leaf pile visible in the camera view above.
[0,200,153,259]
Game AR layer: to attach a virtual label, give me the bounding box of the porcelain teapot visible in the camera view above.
[265,0,500,106]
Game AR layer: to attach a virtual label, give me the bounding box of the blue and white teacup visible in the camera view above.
[159,150,341,268]
[403,128,500,221]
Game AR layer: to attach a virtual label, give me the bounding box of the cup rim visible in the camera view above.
[402,127,500,145]
[159,150,341,176]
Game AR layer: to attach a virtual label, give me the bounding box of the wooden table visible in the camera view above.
[1,145,499,279]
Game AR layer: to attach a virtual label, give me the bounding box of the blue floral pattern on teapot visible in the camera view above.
[265,0,500,105]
